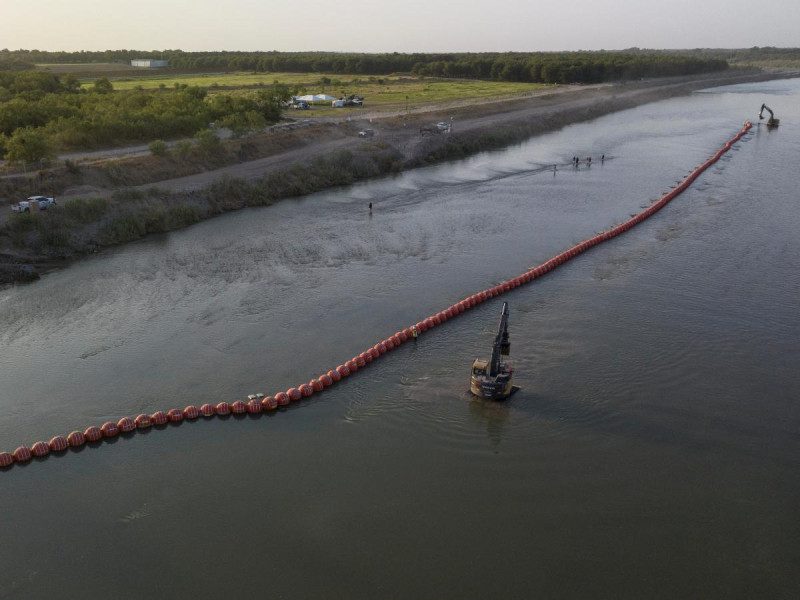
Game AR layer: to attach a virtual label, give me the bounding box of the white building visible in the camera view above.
[131,59,169,68]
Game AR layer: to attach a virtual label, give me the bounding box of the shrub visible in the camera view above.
[194,128,223,157]
[148,139,168,157]
[64,158,81,174]
[63,197,108,223]
[173,139,193,160]
[5,126,53,164]
[100,215,147,244]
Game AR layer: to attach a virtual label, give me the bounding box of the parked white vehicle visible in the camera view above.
[11,196,57,213]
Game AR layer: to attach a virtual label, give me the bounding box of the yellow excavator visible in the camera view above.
[759,103,780,128]
[470,302,518,400]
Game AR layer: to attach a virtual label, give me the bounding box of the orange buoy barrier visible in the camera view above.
[13,446,31,463]
[49,436,68,452]
[184,405,200,420]
[135,414,152,429]
[67,431,85,447]
[0,122,751,470]
[31,441,49,457]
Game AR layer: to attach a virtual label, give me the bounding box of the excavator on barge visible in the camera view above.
[470,302,518,400]
[759,103,780,128]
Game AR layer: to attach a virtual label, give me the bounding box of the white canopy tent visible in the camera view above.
[296,94,336,103]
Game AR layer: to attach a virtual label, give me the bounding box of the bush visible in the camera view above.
[194,128,222,157]
[63,197,108,223]
[93,78,113,94]
[100,214,147,244]
[173,139,193,160]
[64,158,81,174]
[5,126,53,164]
[148,139,168,156]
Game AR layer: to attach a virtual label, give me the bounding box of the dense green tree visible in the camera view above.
[93,77,113,93]
[5,126,53,164]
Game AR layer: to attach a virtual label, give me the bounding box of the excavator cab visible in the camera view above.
[471,359,489,377]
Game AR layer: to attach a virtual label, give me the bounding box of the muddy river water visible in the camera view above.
[1,79,799,598]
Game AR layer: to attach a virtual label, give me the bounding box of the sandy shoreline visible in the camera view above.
[1,69,795,284]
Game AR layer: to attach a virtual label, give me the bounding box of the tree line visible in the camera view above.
[0,49,737,83]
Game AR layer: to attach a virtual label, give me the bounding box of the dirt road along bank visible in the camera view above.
[1,69,795,284]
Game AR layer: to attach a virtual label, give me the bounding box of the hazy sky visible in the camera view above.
[3,0,798,52]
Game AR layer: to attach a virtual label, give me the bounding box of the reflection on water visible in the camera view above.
[1,79,799,599]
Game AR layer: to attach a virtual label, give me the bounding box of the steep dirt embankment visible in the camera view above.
[0,69,792,284]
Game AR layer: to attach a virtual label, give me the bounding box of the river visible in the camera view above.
[1,78,798,599]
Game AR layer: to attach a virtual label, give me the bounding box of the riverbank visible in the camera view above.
[1,68,794,284]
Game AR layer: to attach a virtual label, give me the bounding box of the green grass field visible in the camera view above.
[74,70,552,114]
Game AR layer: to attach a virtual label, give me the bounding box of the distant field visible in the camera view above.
[37,62,136,74]
[73,70,552,113]
[82,72,406,90]
[732,59,800,70]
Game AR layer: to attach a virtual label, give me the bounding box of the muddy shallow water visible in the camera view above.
[1,79,799,599]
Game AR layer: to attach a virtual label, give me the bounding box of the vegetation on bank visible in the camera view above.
[0,70,290,161]
[0,145,402,259]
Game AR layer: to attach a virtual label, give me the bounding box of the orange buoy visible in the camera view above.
[262,395,278,410]
[320,374,334,387]
[215,402,231,416]
[151,411,168,425]
[13,446,32,463]
[200,404,215,417]
[31,441,49,457]
[287,388,302,402]
[49,436,68,452]
[246,399,262,414]
[67,431,85,447]
[360,351,372,364]
[311,378,324,392]
[336,364,351,378]
[346,359,359,372]
[84,426,102,442]
[100,422,119,438]
[0,452,13,468]
[134,414,152,429]
[167,408,184,422]
[184,405,200,419]
[230,401,247,414]
[327,369,342,383]
[368,347,381,360]
[299,383,313,397]
[117,417,135,433]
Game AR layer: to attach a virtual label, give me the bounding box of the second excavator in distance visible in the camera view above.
[759,103,780,128]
